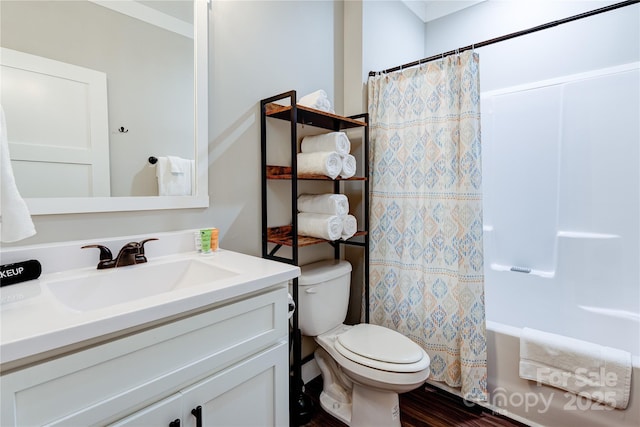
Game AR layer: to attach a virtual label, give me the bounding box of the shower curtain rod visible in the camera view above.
[368,0,639,77]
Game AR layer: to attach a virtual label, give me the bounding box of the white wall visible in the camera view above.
[363,0,425,81]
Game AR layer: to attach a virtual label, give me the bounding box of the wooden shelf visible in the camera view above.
[267,225,367,247]
[266,165,367,181]
[265,103,367,130]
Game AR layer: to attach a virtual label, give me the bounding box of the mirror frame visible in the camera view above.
[24,0,209,215]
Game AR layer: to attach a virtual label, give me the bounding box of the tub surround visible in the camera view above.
[0,230,300,371]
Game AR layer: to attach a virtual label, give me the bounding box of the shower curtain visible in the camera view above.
[367,51,487,401]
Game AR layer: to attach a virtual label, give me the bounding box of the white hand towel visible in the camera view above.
[0,105,36,242]
[301,132,351,156]
[156,156,194,196]
[297,212,343,241]
[298,193,349,216]
[167,155,188,173]
[341,214,358,240]
[519,327,632,409]
[340,154,357,179]
[296,152,342,180]
[298,89,335,114]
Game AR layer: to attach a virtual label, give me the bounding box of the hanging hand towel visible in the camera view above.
[519,327,632,409]
[298,193,349,216]
[340,154,357,179]
[156,156,194,196]
[0,105,36,242]
[341,215,357,240]
[296,152,342,180]
[301,132,351,156]
[298,89,335,114]
[297,212,343,241]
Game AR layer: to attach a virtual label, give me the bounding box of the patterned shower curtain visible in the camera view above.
[367,51,487,401]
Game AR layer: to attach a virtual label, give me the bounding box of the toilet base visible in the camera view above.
[315,346,403,427]
[319,383,402,427]
[319,390,352,425]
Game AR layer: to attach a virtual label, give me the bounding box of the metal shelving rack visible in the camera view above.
[260,90,369,426]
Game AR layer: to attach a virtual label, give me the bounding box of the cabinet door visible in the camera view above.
[108,394,182,427]
[181,341,288,427]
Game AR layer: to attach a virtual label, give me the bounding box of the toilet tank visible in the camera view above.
[293,259,352,336]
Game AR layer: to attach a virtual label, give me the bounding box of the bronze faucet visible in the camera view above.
[82,238,158,269]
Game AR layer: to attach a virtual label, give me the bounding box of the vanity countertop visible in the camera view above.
[1,238,299,371]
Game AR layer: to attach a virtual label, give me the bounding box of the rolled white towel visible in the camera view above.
[341,154,357,179]
[301,132,351,156]
[297,152,342,180]
[298,89,335,114]
[297,213,343,241]
[298,193,349,216]
[342,215,358,240]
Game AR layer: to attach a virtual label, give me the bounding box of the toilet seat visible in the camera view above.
[316,324,431,389]
[335,324,429,373]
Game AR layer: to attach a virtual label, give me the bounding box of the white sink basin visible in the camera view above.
[47,259,238,312]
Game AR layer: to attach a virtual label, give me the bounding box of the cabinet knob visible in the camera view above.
[169,419,181,427]
[191,406,203,427]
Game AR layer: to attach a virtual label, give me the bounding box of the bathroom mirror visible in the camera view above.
[0,0,209,214]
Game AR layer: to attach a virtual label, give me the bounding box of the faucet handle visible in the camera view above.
[81,244,113,261]
[135,238,159,263]
[81,244,115,269]
[139,238,159,252]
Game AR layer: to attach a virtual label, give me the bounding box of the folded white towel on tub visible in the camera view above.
[297,212,343,241]
[301,132,351,156]
[519,327,632,409]
[340,154,357,179]
[298,193,349,216]
[296,152,342,179]
[341,214,357,240]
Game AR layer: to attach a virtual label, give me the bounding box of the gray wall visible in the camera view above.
[4,0,343,254]
[8,0,636,263]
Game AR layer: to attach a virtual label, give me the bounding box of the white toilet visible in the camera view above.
[296,259,430,427]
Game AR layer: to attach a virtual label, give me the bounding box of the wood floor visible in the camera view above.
[299,377,529,427]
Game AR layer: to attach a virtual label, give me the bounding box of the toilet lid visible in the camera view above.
[336,324,425,365]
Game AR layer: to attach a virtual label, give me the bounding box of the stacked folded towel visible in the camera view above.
[301,132,350,156]
[298,193,349,216]
[519,327,632,409]
[298,132,356,180]
[297,151,342,180]
[298,89,335,114]
[340,154,356,179]
[297,212,343,241]
[341,214,357,239]
[297,193,358,241]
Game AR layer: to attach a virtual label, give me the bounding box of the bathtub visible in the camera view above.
[427,317,639,427]
[484,320,639,427]
[458,63,640,426]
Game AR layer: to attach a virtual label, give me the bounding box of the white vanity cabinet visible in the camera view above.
[0,286,289,427]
